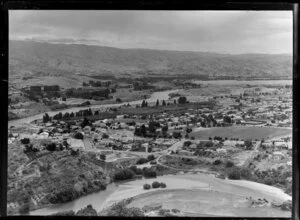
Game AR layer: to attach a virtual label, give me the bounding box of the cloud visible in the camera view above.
[9,10,293,54]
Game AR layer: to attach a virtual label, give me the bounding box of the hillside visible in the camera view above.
[9,40,292,87]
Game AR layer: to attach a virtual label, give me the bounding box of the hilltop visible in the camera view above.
[9,40,292,88]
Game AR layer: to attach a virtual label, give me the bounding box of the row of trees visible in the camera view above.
[43,108,96,123]
[65,88,111,99]
[143,181,167,190]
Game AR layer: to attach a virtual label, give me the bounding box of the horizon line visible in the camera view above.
[9,39,293,56]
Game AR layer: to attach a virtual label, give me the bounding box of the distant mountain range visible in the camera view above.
[9,40,292,84]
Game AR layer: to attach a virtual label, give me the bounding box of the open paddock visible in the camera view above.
[191,126,292,140]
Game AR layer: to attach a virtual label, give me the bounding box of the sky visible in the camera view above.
[9,10,293,54]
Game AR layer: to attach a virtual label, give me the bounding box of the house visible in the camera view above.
[216,148,227,153]
[272,151,284,160]
[274,141,288,149]
[67,138,85,150]
[177,149,194,156]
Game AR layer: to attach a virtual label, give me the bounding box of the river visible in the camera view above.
[29,173,291,216]
[193,79,292,86]
[9,89,181,127]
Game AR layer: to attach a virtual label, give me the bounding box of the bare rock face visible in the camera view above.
[280,200,292,211]
[271,200,292,211]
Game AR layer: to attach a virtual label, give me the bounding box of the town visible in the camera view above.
[7,80,292,216]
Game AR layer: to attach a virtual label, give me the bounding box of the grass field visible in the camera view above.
[190,126,292,140]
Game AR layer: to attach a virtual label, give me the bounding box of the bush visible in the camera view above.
[76,204,97,216]
[136,158,149,165]
[52,210,76,216]
[129,166,143,175]
[20,138,30,145]
[213,159,222,165]
[228,168,241,180]
[113,169,135,181]
[150,161,157,165]
[46,142,57,151]
[19,202,30,214]
[147,155,155,161]
[160,182,167,188]
[74,132,84,139]
[143,168,157,178]
[143,183,151,190]
[102,133,109,139]
[225,160,234,168]
[152,181,160,188]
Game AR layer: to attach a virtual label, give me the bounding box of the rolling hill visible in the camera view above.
[9,40,292,88]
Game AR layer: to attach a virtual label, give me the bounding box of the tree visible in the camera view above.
[136,158,149,165]
[46,142,57,151]
[71,149,79,156]
[102,133,109,139]
[106,200,144,216]
[178,96,187,104]
[43,113,50,123]
[228,168,241,180]
[143,168,157,178]
[162,125,168,133]
[76,204,97,216]
[223,115,232,124]
[225,160,234,168]
[147,155,155,161]
[70,112,74,118]
[19,202,30,214]
[143,183,151,190]
[156,99,159,107]
[162,100,166,106]
[74,132,84,139]
[244,139,253,150]
[113,169,134,181]
[81,117,90,128]
[20,138,30,145]
[116,98,122,103]
[141,100,146,108]
[152,181,160,188]
[160,182,167,188]
[213,159,222,165]
[100,154,106,161]
[174,100,177,104]
[172,131,182,139]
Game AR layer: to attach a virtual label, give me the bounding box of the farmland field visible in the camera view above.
[190,126,292,140]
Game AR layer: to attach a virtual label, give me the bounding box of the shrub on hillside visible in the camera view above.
[136,158,149,165]
[143,168,157,178]
[129,166,143,175]
[20,138,30,145]
[228,168,241,180]
[52,210,76,216]
[147,155,155,161]
[143,183,151,190]
[213,159,222,165]
[46,143,57,151]
[113,169,134,182]
[74,132,84,139]
[76,204,97,216]
[105,200,144,216]
[225,160,234,168]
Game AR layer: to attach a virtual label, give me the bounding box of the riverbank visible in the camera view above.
[102,173,291,217]
[8,89,180,127]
